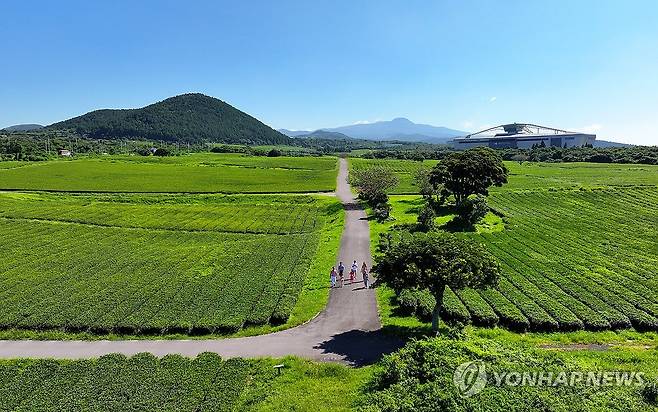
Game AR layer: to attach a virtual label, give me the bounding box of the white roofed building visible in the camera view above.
[452,123,596,150]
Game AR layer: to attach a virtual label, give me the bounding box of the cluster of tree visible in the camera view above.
[209,145,322,157]
[374,231,500,332]
[414,148,508,230]
[0,131,196,160]
[501,145,658,165]
[365,148,507,332]
[46,93,292,146]
[359,146,453,160]
[348,166,399,221]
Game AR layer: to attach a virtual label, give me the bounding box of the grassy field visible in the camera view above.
[0,353,369,411]
[0,192,343,335]
[361,158,658,334]
[0,153,338,193]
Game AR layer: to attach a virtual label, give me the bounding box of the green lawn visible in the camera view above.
[0,153,338,193]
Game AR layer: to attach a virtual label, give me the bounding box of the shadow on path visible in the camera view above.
[314,330,405,366]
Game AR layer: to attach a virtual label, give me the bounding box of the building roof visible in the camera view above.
[454,123,595,141]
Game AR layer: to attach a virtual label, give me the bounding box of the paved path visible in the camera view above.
[0,158,403,365]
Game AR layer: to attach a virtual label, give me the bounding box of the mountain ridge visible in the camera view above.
[2,124,44,132]
[46,93,291,145]
[279,118,467,144]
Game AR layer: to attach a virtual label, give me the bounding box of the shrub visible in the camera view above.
[416,203,436,232]
[396,288,437,323]
[456,195,489,226]
[349,166,399,208]
[154,148,170,156]
[643,380,658,405]
[396,289,420,316]
[373,202,392,222]
[267,148,282,157]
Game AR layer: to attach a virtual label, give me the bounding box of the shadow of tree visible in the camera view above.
[313,329,406,366]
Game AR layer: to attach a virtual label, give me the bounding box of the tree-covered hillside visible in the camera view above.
[46,93,291,145]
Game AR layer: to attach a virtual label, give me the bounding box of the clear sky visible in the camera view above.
[2,1,657,145]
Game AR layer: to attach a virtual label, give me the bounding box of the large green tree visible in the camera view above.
[349,166,399,220]
[429,147,508,206]
[373,232,500,332]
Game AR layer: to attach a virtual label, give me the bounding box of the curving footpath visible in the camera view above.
[0,158,403,365]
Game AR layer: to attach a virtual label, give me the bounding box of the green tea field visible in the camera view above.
[351,158,658,193]
[0,153,338,193]
[0,158,343,335]
[368,160,658,333]
[0,353,257,411]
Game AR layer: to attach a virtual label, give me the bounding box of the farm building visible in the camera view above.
[452,123,596,150]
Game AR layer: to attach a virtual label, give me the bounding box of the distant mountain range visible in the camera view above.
[1,124,44,132]
[280,120,638,147]
[279,117,467,144]
[45,93,291,145]
[2,100,635,148]
[280,129,355,140]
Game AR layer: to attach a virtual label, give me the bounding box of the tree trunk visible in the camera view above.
[431,286,446,333]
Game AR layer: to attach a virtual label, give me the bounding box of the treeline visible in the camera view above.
[0,132,198,160]
[502,145,658,165]
[358,145,658,165]
[358,146,453,160]
[296,137,401,153]
[209,145,322,157]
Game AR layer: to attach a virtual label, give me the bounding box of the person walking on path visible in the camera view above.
[330,266,337,288]
[350,260,358,284]
[361,262,369,288]
[338,262,345,288]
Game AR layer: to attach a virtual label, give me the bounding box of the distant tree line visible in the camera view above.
[0,131,197,160]
[356,145,658,165]
[359,146,453,160]
[501,145,658,165]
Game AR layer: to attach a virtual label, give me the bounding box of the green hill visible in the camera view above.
[46,93,291,145]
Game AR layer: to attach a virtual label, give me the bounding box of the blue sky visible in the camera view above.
[1,1,657,145]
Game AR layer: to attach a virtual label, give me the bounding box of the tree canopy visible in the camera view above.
[46,93,291,145]
[374,231,500,331]
[430,147,508,205]
[349,166,399,209]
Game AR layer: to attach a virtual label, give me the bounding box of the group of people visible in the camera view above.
[330,260,370,289]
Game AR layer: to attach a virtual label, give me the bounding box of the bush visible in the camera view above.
[362,337,653,411]
[153,148,170,156]
[373,202,392,222]
[643,381,658,405]
[417,203,436,232]
[396,289,420,316]
[396,288,437,323]
[349,166,398,208]
[267,148,282,157]
[456,195,489,226]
